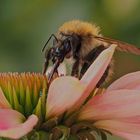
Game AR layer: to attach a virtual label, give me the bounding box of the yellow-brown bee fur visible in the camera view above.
[58,20,100,37]
[58,20,104,58]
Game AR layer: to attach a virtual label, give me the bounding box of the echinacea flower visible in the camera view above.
[0,45,140,140]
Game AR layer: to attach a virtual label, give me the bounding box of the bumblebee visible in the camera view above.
[42,20,140,86]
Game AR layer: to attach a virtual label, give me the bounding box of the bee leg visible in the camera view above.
[96,66,110,87]
[80,61,90,79]
[71,60,80,78]
[42,48,52,74]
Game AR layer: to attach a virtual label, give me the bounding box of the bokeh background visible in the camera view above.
[0,0,140,139]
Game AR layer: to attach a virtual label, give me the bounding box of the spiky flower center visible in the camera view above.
[0,73,47,118]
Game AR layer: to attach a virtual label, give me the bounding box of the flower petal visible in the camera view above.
[46,76,85,118]
[0,109,38,139]
[107,71,140,91]
[80,45,116,96]
[94,120,140,137]
[69,46,116,113]
[78,90,140,121]
[0,109,25,129]
[0,88,11,108]
[109,131,140,140]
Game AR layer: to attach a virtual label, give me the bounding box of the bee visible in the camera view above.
[42,20,140,86]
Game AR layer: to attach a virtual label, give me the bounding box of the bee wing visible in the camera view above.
[93,35,140,55]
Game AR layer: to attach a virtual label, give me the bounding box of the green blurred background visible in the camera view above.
[0,1,140,139]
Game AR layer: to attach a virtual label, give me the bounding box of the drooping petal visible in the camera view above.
[78,90,140,121]
[71,45,116,112]
[0,88,11,108]
[107,71,140,91]
[46,76,85,118]
[46,46,116,118]
[94,120,140,139]
[0,109,38,139]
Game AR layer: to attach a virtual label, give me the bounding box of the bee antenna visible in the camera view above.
[42,34,58,52]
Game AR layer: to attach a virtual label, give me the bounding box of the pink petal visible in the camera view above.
[74,45,116,112]
[0,109,25,129]
[46,76,85,118]
[0,109,38,139]
[0,88,11,108]
[46,46,116,118]
[94,120,140,137]
[80,45,116,98]
[78,90,140,121]
[107,71,140,91]
[70,46,116,113]
[109,131,140,140]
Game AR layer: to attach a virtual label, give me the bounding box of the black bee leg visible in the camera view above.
[96,66,110,87]
[71,60,80,78]
[42,48,52,74]
[80,61,91,79]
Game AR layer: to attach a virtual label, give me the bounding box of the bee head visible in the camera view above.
[52,33,81,61]
[52,36,72,62]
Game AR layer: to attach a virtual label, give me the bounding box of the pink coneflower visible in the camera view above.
[0,45,140,140]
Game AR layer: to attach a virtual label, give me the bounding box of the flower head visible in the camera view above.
[0,45,140,140]
[0,73,47,139]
